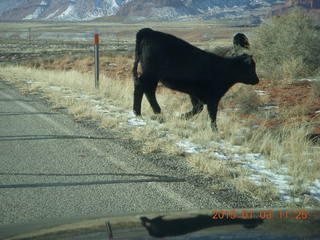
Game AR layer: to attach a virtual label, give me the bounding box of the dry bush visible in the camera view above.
[252,8,320,82]
[311,80,320,99]
[233,86,262,114]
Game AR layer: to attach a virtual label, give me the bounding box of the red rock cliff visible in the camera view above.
[285,0,320,9]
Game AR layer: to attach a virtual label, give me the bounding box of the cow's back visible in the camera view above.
[137,28,214,88]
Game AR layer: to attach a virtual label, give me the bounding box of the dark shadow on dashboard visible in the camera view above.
[0,134,116,141]
[140,215,263,238]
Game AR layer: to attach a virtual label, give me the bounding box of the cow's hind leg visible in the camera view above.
[181,95,203,120]
[144,79,161,114]
[133,81,144,116]
[207,100,219,131]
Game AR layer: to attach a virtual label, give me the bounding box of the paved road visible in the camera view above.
[0,80,227,238]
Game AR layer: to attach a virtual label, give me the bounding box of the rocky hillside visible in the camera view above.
[0,0,133,21]
[116,0,198,19]
[271,0,320,17]
[286,0,320,8]
[0,0,289,21]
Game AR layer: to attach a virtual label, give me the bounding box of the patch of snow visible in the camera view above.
[90,99,101,104]
[91,104,102,110]
[97,109,109,113]
[310,179,320,201]
[236,154,299,201]
[56,3,79,21]
[128,117,146,126]
[243,153,263,161]
[222,107,240,111]
[23,3,45,20]
[76,95,90,100]
[48,86,61,91]
[259,105,279,110]
[90,104,110,113]
[44,9,59,20]
[296,78,320,82]
[25,80,33,84]
[248,175,265,186]
[210,140,241,153]
[40,0,47,6]
[255,90,266,96]
[213,151,228,160]
[60,4,74,18]
[176,140,201,154]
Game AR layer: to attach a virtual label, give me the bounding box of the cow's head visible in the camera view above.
[237,54,259,85]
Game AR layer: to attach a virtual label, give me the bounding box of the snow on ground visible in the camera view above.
[23,5,44,20]
[81,92,319,203]
[296,78,320,82]
[310,180,320,201]
[255,90,266,96]
[48,86,62,91]
[259,105,279,110]
[176,140,202,154]
[24,80,320,203]
[44,9,59,20]
[127,117,147,126]
[25,80,34,84]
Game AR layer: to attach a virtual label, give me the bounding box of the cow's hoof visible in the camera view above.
[211,122,218,132]
[180,112,192,120]
[151,114,165,123]
[133,110,142,117]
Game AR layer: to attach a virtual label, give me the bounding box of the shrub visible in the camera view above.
[311,80,320,99]
[252,8,320,81]
[234,86,262,114]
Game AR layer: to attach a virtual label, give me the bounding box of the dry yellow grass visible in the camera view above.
[0,64,319,207]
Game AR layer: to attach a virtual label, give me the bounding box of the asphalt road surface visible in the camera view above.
[0,80,231,238]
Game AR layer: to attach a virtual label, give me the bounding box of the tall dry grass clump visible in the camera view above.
[252,8,320,82]
[311,80,320,100]
[232,86,262,114]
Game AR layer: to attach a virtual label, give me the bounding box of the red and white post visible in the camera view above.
[94,33,100,89]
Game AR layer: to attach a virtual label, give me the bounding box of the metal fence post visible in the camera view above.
[94,33,100,89]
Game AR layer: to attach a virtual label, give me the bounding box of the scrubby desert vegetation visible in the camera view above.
[252,8,320,81]
[0,8,319,207]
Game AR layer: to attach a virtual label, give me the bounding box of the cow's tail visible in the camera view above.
[132,28,152,85]
[132,29,143,84]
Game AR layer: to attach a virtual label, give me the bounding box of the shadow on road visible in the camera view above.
[0,172,185,189]
[0,99,40,102]
[0,112,59,116]
[0,134,116,141]
[0,172,171,178]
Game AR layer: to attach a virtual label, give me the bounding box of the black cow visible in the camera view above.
[132,28,259,130]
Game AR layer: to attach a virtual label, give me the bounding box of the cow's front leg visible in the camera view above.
[181,95,203,120]
[207,100,219,131]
